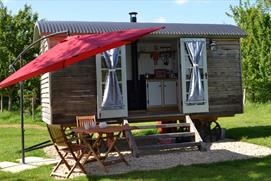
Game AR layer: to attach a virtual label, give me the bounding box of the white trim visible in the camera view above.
[180,38,209,113]
[96,46,128,119]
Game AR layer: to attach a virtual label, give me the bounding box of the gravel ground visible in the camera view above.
[44,139,271,177]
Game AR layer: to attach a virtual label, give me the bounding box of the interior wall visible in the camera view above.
[137,40,178,79]
[125,45,132,80]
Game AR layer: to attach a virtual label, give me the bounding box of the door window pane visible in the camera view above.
[200,68,204,79]
[119,83,123,94]
[101,70,108,83]
[185,68,192,80]
[116,69,122,81]
[198,56,203,67]
[186,81,190,94]
[102,83,105,95]
[185,56,192,68]
[101,56,107,68]
[116,55,122,68]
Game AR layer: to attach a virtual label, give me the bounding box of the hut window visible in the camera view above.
[185,41,205,103]
[101,48,123,110]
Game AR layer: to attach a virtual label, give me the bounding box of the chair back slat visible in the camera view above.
[47,124,68,147]
[76,115,96,127]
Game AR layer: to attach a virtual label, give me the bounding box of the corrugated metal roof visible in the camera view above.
[34,20,247,41]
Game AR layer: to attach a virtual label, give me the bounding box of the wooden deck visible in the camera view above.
[128,110,185,121]
[127,110,230,122]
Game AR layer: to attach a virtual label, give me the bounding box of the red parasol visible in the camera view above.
[0,27,163,88]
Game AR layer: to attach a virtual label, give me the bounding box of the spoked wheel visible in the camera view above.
[209,121,222,142]
[197,120,222,142]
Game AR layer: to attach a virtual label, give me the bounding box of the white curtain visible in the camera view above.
[101,48,123,110]
[185,41,204,103]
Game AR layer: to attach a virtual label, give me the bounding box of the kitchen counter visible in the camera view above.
[146,78,178,109]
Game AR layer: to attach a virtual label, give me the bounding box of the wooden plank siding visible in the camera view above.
[40,36,97,124]
[40,72,51,123]
[40,39,52,123]
[50,57,97,124]
[207,38,243,115]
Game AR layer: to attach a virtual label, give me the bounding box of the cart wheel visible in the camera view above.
[209,121,222,142]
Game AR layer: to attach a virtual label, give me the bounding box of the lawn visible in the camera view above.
[0,110,43,126]
[0,156,271,181]
[0,111,48,162]
[0,102,270,180]
[0,127,48,162]
[219,102,271,147]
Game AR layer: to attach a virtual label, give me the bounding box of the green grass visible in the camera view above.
[0,111,48,162]
[219,102,271,147]
[0,110,44,125]
[1,156,271,181]
[0,127,49,162]
[0,102,271,180]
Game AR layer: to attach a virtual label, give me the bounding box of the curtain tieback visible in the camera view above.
[192,63,199,67]
[108,68,116,72]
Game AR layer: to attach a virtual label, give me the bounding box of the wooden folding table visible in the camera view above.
[72,125,131,172]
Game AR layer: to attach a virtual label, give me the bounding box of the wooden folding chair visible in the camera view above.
[76,115,97,145]
[76,115,108,171]
[76,115,96,127]
[47,124,90,178]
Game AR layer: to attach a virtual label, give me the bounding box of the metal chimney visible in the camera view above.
[129,12,138,22]
[128,12,141,109]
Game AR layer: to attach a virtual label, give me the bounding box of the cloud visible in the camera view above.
[154,17,166,23]
[175,0,188,5]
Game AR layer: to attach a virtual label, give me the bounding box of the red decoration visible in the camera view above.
[151,51,160,65]
[154,69,167,78]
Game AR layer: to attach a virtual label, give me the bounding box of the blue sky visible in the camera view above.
[3,0,243,24]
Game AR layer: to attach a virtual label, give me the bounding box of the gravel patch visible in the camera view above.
[44,139,271,178]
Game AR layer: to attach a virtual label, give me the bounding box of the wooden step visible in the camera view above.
[138,141,201,150]
[135,132,195,140]
[130,123,190,130]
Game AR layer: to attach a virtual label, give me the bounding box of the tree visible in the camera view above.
[262,0,271,8]
[0,2,39,111]
[228,0,271,102]
[0,1,13,111]
[12,5,39,118]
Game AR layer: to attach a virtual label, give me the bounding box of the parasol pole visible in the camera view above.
[9,30,69,164]
[19,55,25,164]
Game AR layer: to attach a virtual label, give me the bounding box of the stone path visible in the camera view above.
[0,157,58,173]
[82,139,271,176]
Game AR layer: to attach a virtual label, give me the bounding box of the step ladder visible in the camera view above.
[125,115,206,157]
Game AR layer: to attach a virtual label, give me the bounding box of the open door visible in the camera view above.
[96,46,128,119]
[180,38,209,113]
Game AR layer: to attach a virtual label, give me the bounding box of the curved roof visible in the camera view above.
[34,20,247,41]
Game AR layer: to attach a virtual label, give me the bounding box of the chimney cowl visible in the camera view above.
[129,12,138,23]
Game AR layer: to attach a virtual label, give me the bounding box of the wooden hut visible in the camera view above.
[34,19,246,131]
